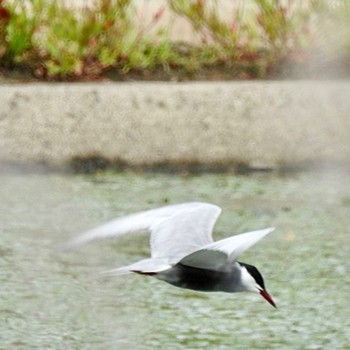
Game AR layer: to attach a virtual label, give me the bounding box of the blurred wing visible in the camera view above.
[150,203,221,262]
[60,202,220,253]
[179,228,275,271]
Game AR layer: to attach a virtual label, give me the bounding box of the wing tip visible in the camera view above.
[257,227,275,238]
[100,268,132,276]
[55,236,88,254]
[54,241,75,254]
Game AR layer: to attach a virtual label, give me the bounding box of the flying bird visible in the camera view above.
[63,202,276,307]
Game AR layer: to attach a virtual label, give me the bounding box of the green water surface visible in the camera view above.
[0,169,349,349]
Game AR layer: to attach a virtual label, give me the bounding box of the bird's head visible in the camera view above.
[239,262,276,308]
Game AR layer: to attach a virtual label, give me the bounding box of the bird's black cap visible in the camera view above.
[238,262,265,290]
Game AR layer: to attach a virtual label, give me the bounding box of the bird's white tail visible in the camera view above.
[101,258,172,276]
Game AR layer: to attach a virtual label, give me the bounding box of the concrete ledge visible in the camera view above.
[1,81,350,169]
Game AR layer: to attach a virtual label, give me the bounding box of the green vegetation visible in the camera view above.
[0,0,348,80]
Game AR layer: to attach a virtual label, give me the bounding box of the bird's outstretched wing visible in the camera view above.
[60,202,221,262]
[179,228,275,272]
[149,203,221,262]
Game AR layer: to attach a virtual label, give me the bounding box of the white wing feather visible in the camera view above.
[61,201,274,275]
[204,227,275,260]
[150,203,221,261]
[60,202,220,255]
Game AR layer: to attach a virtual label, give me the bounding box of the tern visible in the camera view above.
[63,202,276,307]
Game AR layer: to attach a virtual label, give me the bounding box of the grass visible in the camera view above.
[0,0,348,80]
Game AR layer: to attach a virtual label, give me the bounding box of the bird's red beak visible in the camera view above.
[260,289,276,308]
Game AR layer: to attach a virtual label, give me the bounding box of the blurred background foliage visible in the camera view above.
[0,0,349,80]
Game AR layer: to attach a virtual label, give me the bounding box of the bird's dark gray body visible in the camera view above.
[156,262,244,293]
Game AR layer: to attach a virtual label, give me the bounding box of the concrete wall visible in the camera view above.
[1,81,350,169]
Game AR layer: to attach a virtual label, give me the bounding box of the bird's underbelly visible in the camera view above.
[156,263,236,293]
